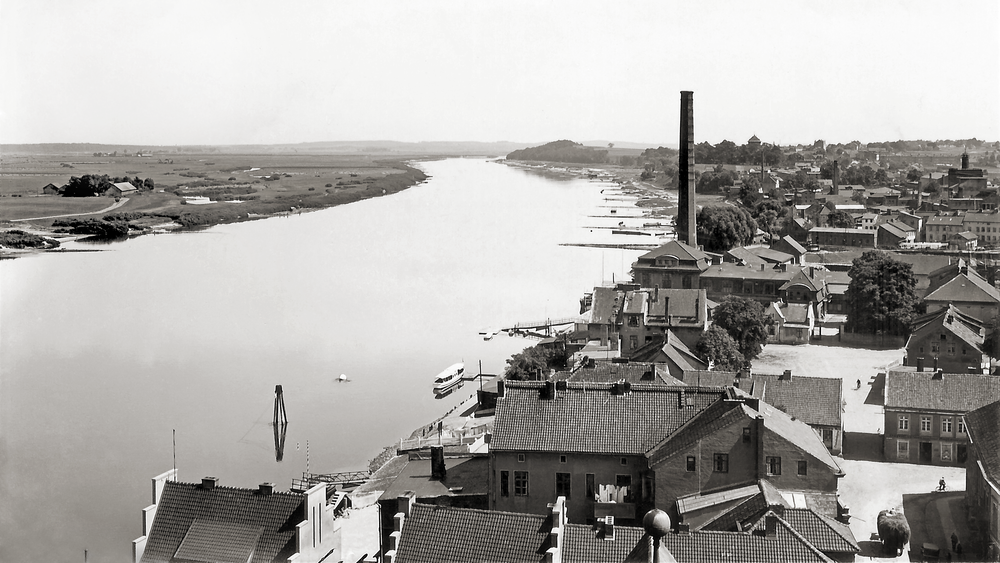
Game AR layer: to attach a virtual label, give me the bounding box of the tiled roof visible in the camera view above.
[965,399,1000,489]
[658,513,833,563]
[697,492,770,532]
[754,400,843,474]
[927,215,966,225]
[394,504,549,563]
[906,304,985,351]
[680,370,739,388]
[555,362,663,384]
[112,181,137,192]
[924,271,1000,305]
[491,382,725,455]
[647,399,748,465]
[378,455,489,501]
[173,518,263,563]
[747,374,843,428]
[753,508,859,554]
[644,289,706,323]
[879,222,909,239]
[749,247,794,264]
[727,246,767,266]
[775,236,807,256]
[777,303,812,325]
[639,240,710,263]
[590,287,624,324]
[779,269,824,293]
[700,262,798,282]
[563,523,646,563]
[884,370,1000,412]
[140,481,305,563]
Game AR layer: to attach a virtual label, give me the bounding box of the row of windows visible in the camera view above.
[499,471,632,499]
[519,454,629,465]
[684,454,806,476]
[897,414,966,435]
[895,440,968,463]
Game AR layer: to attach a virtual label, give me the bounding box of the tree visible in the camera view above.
[504,345,562,380]
[695,325,746,371]
[739,176,763,207]
[695,205,758,253]
[751,199,788,235]
[905,168,923,183]
[712,296,774,362]
[845,251,918,335]
[826,210,856,229]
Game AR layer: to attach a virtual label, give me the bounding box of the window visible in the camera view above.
[921,416,932,433]
[517,454,525,462]
[629,335,638,350]
[797,461,807,475]
[897,440,909,460]
[586,474,595,499]
[898,414,909,431]
[931,343,939,353]
[686,456,696,472]
[556,472,571,499]
[514,471,528,496]
[500,470,509,497]
[683,275,692,289]
[714,453,729,473]
[560,455,567,463]
[743,427,752,443]
[947,343,955,356]
[958,417,967,435]
[628,315,639,327]
[822,428,834,446]
[766,456,781,475]
[941,443,953,462]
[941,417,953,434]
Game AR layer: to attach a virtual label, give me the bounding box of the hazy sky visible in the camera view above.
[2,0,998,146]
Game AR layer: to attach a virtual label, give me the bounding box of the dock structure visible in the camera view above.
[480,317,581,341]
[291,470,370,493]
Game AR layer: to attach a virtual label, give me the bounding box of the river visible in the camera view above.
[0,158,650,562]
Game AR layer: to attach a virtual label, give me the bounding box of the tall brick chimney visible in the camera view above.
[832,160,839,193]
[962,151,970,170]
[679,91,697,247]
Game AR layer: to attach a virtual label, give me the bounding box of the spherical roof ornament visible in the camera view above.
[643,508,671,538]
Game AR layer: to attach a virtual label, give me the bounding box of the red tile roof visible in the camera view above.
[747,373,843,428]
[884,370,1000,412]
[491,382,725,455]
[394,504,550,563]
[563,523,646,563]
[140,481,305,563]
[657,513,833,562]
[961,399,1000,489]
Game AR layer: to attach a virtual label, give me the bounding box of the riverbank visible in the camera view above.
[0,159,429,259]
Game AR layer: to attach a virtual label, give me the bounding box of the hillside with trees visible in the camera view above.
[506,140,609,164]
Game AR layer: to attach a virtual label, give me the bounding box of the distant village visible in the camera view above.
[128,100,1000,563]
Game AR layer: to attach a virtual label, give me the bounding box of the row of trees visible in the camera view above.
[63,174,154,197]
[506,140,608,164]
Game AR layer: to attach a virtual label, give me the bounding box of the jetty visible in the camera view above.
[480,316,581,341]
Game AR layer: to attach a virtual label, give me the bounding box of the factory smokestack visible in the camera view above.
[678,91,696,247]
[832,160,839,193]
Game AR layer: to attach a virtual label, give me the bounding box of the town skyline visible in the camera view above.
[2,0,998,146]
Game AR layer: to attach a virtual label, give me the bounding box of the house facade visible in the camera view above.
[922,266,1000,323]
[903,305,986,375]
[807,228,877,249]
[964,399,1000,560]
[631,240,713,291]
[489,380,727,526]
[883,370,1000,466]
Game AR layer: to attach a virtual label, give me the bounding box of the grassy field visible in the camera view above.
[0,151,426,224]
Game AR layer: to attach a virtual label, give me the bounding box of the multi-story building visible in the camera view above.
[581,286,709,353]
[961,210,1000,247]
[807,227,877,248]
[904,304,987,375]
[964,399,1000,560]
[882,370,1000,465]
[925,214,966,243]
[922,265,1000,324]
[631,240,713,291]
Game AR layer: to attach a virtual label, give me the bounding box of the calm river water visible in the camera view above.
[0,158,648,562]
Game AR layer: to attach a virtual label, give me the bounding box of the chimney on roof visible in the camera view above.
[542,380,556,400]
[764,514,778,539]
[781,369,792,381]
[916,357,925,372]
[201,477,218,489]
[968,366,979,374]
[258,482,274,495]
[962,152,970,170]
[755,415,765,481]
[833,160,839,193]
[556,380,568,391]
[933,369,944,380]
[431,445,446,480]
[604,516,616,540]
[497,380,505,398]
[676,522,691,535]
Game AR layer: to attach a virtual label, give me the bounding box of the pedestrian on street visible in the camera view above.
[952,532,959,551]
[939,477,947,491]
[957,541,963,556]
[856,379,861,389]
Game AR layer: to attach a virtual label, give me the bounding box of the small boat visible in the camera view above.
[433,363,465,394]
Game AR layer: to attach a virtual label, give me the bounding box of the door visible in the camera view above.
[919,441,933,463]
[957,444,968,463]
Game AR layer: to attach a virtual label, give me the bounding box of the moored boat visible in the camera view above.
[433,362,465,394]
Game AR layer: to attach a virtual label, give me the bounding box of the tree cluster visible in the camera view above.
[696,168,738,194]
[696,296,773,370]
[52,218,131,238]
[506,140,608,164]
[62,174,154,197]
[693,205,758,253]
[845,251,918,335]
[693,140,787,166]
[503,344,567,380]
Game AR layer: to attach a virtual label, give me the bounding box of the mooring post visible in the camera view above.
[274,385,287,426]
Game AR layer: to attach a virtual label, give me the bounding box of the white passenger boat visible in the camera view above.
[433,362,465,394]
